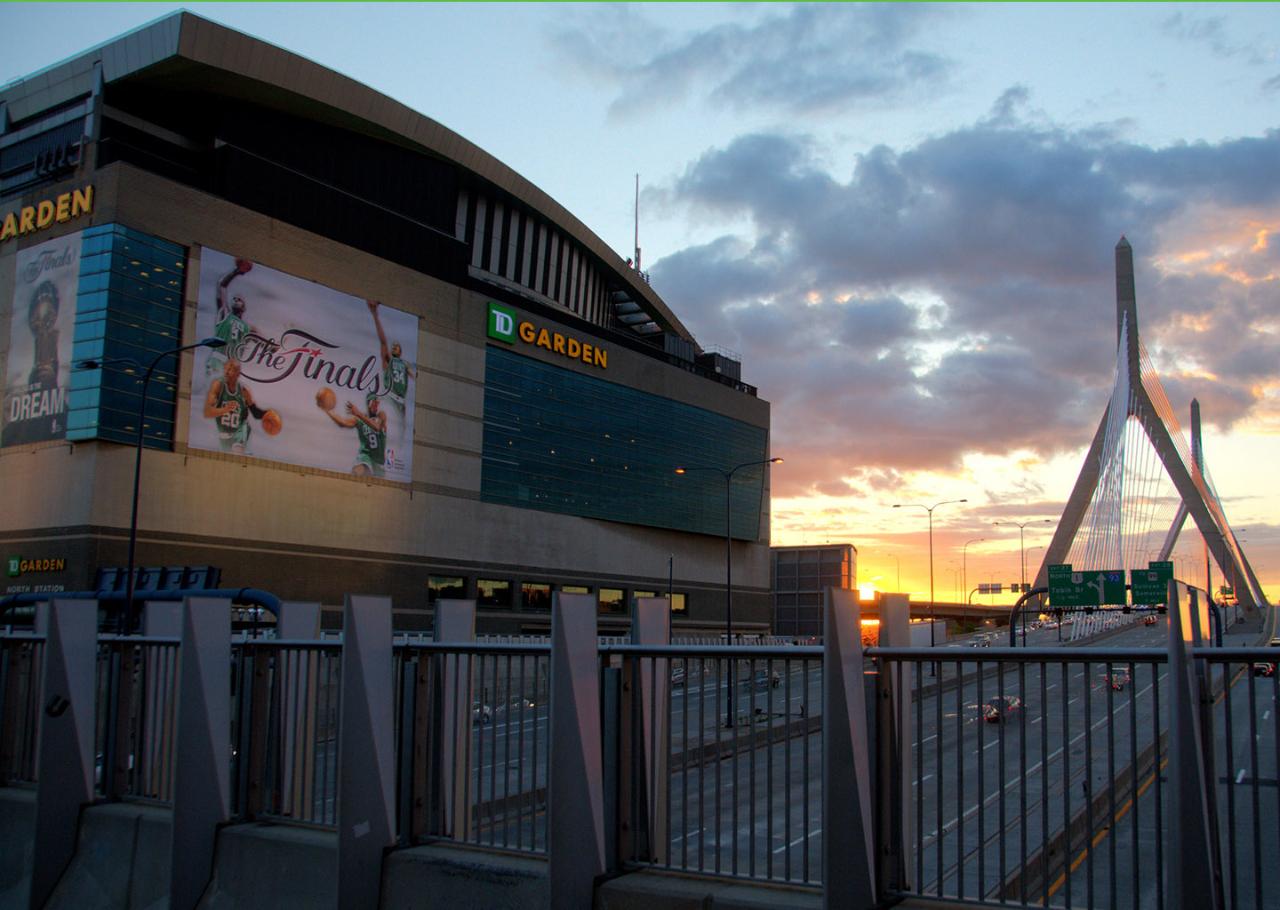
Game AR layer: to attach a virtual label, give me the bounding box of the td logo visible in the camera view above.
[487,302,517,343]
[6,557,18,577]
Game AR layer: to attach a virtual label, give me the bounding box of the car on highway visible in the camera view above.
[1103,668,1132,690]
[1144,616,1159,626]
[983,695,1022,723]
[671,666,686,687]
[472,702,492,725]
[1253,662,1276,678]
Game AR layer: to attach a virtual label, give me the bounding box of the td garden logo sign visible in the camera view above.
[487,302,608,370]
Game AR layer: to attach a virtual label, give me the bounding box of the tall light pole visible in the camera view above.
[894,499,967,646]
[676,456,783,727]
[81,337,225,632]
[962,538,985,601]
[994,519,1052,591]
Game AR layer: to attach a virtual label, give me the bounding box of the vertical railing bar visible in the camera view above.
[662,655,672,871]
[1153,661,1164,910]
[1018,660,1028,907]
[698,654,706,874]
[682,656,690,872]
[1129,660,1139,910]
[1040,659,1049,909]
[765,656,773,881]
[715,656,723,875]
[1062,661,1072,910]
[784,656,791,882]
[935,657,943,897]
[516,654,526,851]
[915,657,923,893]
[1247,658,1261,910]
[731,655,740,877]
[506,655,515,850]
[997,660,1007,899]
[1272,669,1280,910]
[803,655,811,884]
[748,657,757,878]
[1084,658,1094,910]
[489,655,499,847]
[1107,660,1117,910]
[956,656,965,900]
[1223,658,1237,906]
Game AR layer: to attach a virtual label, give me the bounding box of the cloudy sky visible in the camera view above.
[5,3,1278,602]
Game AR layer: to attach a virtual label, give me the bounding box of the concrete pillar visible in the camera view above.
[823,587,876,909]
[29,599,97,910]
[168,596,232,910]
[548,592,604,908]
[1164,583,1223,909]
[337,595,395,909]
[876,593,914,891]
[432,599,476,839]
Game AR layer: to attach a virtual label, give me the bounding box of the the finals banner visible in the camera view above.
[189,248,419,482]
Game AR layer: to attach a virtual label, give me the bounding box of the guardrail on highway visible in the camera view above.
[1,585,1275,909]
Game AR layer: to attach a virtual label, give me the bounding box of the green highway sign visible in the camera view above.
[1130,561,1173,604]
[1048,564,1127,607]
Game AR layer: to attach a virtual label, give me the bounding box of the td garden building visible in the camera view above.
[0,14,774,633]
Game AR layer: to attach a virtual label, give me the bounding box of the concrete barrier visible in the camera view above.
[45,802,171,910]
[197,824,336,910]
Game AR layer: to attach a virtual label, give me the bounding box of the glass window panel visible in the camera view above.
[670,593,687,613]
[428,575,466,603]
[561,585,591,595]
[477,579,512,608]
[598,587,624,615]
[521,583,551,611]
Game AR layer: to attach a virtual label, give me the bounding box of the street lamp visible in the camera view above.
[80,337,225,633]
[676,456,783,727]
[993,519,1053,591]
[962,538,985,601]
[893,499,967,647]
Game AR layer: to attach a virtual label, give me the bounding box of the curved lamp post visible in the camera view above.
[676,456,782,727]
[80,337,225,632]
[962,538,985,604]
[894,499,967,647]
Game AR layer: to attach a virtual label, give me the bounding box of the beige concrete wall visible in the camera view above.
[0,164,773,625]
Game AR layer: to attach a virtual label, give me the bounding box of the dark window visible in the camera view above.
[428,575,466,603]
[598,588,625,615]
[477,579,512,609]
[521,583,551,611]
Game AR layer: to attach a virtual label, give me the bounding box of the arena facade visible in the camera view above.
[0,13,775,633]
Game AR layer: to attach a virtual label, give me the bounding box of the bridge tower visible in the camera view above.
[1033,238,1264,610]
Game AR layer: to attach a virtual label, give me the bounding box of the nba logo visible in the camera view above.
[487,302,517,343]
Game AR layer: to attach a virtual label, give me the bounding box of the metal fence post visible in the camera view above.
[431,599,475,840]
[337,595,395,909]
[29,598,96,910]
[618,597,669,864]
[548,592,605,907]
[823,587,877,909]
[1165,582,1223,909]
[876,592,914,893]
[168,596,232,910]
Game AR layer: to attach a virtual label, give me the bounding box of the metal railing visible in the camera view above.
[96,636,181,802]
[0,634,44,784]
[5,598,1278,909]
[604,644,824,886]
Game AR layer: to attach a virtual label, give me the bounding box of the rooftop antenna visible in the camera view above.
[633,173,641,271]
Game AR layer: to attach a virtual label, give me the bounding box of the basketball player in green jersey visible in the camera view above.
[203,359,267,455]
[367,300,414,445]
[207,258,256,377]
[325,391,388,478]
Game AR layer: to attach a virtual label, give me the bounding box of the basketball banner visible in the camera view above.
[2,230,82,447]
[188,248,419,482]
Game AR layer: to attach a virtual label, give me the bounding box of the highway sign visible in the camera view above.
[979,583,1003,594]
[1130,562,1173,604]
[1048,564,1127,606]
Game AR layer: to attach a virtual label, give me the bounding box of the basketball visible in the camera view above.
[261,409,283,436]
[316,387,336,411]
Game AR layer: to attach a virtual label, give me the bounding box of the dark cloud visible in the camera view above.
[649,110,1280,498]
[552,5,956,119]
